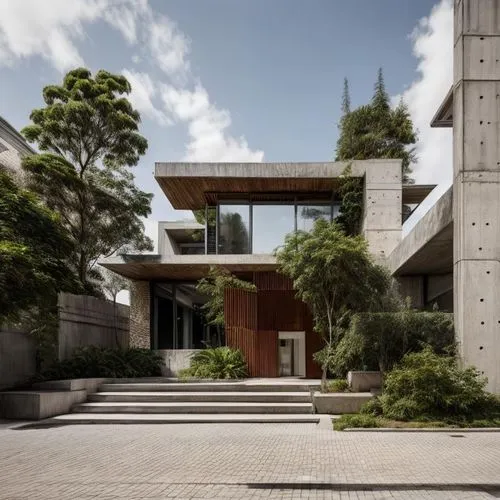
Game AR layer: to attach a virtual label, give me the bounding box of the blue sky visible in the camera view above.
[0,0,453,244]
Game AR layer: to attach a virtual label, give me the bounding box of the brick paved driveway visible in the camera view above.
[0,422,499,499]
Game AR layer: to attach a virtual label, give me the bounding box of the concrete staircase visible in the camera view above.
[49,379,322,424]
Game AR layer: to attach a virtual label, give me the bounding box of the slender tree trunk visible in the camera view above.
[113,294,119,348]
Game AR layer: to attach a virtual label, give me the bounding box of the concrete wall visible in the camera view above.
[156,349,200,376]
[0,326,36,390]
[362,160,403,259]
[453,0,500,393]
[129,281,151,348]
[58,293,129,360]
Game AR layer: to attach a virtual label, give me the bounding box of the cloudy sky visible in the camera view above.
[0,0,453,245]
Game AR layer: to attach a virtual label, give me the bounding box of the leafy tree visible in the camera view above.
[336,68,417,183]
[0,163,77,322]
[341,77,351,115]
[102,268,129,303]
[196,266,256,328]
[21,68,153,295]
[336,164,364,236]
[275,219,391,383]
[101,267,129,347]
[218,212,249,254]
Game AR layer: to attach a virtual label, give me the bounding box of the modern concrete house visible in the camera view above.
[102,0,499,393]
[102,160,434,379]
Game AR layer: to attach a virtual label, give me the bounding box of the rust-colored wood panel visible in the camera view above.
[224,288,257,330]
[224,288,258,375]
[257,291,307,331]
[306,329,324,378]
[253,271,293,291]
[256,330,278,377]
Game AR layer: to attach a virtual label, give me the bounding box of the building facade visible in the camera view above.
[103,160,434,378]
[103,0,500,392]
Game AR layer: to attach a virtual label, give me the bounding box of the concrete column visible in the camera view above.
[453,0,500,392]
[129,281,151,349]
[361,160,403,259]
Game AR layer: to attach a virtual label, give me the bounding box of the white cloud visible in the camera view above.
[161,84,264,162]
[122,69,171,126]
[0,0,146,72]
[399,0,454,232]
[1,0,263,162]
[148,15,191,83]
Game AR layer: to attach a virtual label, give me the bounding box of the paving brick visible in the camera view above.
[0,423,498,499]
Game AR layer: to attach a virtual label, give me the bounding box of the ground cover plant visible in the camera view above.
[179,347,248,379]
[333,348,500,430]
[38,346,163,380]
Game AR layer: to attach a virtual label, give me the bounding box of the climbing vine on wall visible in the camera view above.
[336,164,363,237]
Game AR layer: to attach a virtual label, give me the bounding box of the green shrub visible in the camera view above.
[331,310,454,376]
[38,346,163,380]
[333,414,381,431]
[379,347,500,421]
[360,397,383,416]
[180,347,248,379]
[323,379,349,393]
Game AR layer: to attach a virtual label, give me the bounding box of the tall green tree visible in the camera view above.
[276,219,391,383]
[0,163,76,322]
[21,68,153,294]
[336,68,417,183]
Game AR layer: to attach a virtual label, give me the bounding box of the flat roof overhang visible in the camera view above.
[430,87,453,128]
[100,254,277,281]
[155,161,435,209]
[387,187,453,275]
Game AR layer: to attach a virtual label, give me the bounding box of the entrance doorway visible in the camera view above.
[278,332,306,377]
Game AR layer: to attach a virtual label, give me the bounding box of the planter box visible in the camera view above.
[313,392,374,414]
[347,371,382,392]
[155,349,201,376]
[0,390,87,420]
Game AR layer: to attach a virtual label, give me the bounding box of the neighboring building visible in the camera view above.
[104,0,500,393]
[0,116,34,172]
[102,160,433,379]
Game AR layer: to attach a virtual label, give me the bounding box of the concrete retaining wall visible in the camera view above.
[313,392,374,414]
[0,326,36,390]
[347,371,383,392]
[156,349,200,376]
[58,293,130,360]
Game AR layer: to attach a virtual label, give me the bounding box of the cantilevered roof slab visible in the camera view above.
[100,254,277,281]
[430,87,453,128]
[387,187,453,275]
[155,161,435,209]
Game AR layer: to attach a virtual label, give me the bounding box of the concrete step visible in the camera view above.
[89,391,312,403]
[72,402,313,414]
[39,413,321,425]
[98,382,320,393]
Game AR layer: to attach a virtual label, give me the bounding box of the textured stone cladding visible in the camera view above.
[129,281,150,348]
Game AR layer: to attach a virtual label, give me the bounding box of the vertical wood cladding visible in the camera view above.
[224,272,324,378]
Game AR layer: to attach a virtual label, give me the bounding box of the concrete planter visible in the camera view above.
[347,371,382,392]
[313,392,374,414]
[0,378,106,420]
[155,349,201,376]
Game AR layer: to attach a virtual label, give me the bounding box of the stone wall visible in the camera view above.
[130,281,150,348]
[0,326,36,390]
[58,293,129,360]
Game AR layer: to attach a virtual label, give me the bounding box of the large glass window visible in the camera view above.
[218,204,250,254]
[252,204,295,254]
[152,283,213,350]
[296,204,331,232]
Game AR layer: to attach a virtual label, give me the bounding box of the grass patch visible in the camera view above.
[333,413,500,431]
